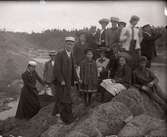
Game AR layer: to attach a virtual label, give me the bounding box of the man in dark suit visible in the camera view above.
[52,36,77,125]
[97,18,109,48]
[141,24,161,68]
[86,26,98,49]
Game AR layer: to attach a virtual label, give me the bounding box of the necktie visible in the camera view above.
[132,27,134,40]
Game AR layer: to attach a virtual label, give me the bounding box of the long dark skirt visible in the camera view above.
[15,87,40,120]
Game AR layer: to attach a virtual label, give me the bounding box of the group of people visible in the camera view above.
[15,15,167,125]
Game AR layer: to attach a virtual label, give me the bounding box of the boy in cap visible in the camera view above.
[52,36,78,124]
[43,50,57,95]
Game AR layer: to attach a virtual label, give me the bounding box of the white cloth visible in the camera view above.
[96,57,109,77]
[38,86,54,96]
[100,79,126,96]
[120,24,142,51]
[76,66,80,80]
[51,60,55,66]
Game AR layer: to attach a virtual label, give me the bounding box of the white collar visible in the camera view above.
[65,49,71,57]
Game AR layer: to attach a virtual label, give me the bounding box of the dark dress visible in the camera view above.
[141,31,161,68]
[114,64,132,88]
[80,58,98,93]
[52,50,77,124]
[15,70,44,120]
[133,67,167,109]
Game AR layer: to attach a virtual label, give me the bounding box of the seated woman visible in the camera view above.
[133,56,167,111]
[15,61,45,120]
[96,49,110,81]
[100,56,131,101]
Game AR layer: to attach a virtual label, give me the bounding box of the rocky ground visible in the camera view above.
[0,50,167,137]
[0,86,167,137]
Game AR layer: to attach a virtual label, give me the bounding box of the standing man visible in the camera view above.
[106,17,120,53]
[141,24,161,68]
[120,15,142,69]
[52,36,77,125]
[105,17,120,78]
[97,18,109,48]
[43,50,57,95]
[118,21,127,51]
[86,26,99,50]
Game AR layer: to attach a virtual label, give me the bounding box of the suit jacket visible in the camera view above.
[141,31,160,59]
[105,28,120,48]
[86,32,99,49]
[96,29,108,47]
[53,50,77,103]
[43,60,55,83]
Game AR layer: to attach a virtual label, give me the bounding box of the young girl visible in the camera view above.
[80,48,98,106]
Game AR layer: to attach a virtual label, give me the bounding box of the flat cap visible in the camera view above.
[98,18,109,24]
[49,50,57,56]
[110,17,119,22]
[142,24,151,28]
[130,15,140,22]
[28,61,37,66]
[65,36,75,42]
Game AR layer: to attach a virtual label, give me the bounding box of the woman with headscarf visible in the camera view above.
[15,61,45,120]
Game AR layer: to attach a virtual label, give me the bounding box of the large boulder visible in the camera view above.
[118,114,167,136]
[112,88,144,116]
[112,88,165,119]
[43,101,132,137]
[3,103,56,137]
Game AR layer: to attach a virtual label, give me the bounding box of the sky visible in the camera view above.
[0,1,166,33]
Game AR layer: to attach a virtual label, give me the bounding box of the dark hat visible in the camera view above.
[139,56,147,63]
[118,21,126,26]
[84,48,94,54]
[49,50,57,56]
[142,24,151,29]
[96,47,107,52]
